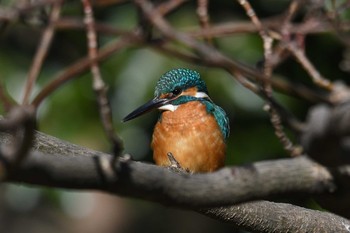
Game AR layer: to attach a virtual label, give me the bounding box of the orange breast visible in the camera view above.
[151,101,226,173]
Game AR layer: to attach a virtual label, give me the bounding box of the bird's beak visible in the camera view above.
[123,97,170,122]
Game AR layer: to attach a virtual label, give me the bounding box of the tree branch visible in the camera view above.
[0,129,349,232]
[0,130,335,205]
[202,201,350,233]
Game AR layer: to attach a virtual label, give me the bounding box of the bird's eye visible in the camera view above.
[171,88,181,96]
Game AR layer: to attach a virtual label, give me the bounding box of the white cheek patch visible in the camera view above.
[157,92,210,112]
[158,104,179,112]
[194,92,210,99]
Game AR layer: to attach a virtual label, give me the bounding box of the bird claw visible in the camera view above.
[166,152,190,174]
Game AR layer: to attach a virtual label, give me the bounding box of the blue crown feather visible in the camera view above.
[155,68,208,97]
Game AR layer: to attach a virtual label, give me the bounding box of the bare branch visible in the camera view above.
[0,130,336,207]
[282,0,300,27]
[0,81,16,112]
[0,129,349,232]
[81,0,124,155]
[22,1,62,105]
[287,41,334,91]
[237,0,302,156]
[156,0,189,15]
[54,17,129,36]
[31,31,142,108]
[202,201,350,233]
[197,0,212,43]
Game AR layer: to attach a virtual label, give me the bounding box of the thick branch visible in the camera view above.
[0,130,335,207]
[0,130,349,232]
[202,201,350,233]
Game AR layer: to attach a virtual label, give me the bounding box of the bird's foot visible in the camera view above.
[166,152,190,174]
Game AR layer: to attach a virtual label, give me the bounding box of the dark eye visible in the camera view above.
[172,88,181,96]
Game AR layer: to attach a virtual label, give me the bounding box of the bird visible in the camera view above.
[123,68,230,173]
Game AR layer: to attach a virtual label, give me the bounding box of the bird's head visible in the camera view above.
[123,68,210,122]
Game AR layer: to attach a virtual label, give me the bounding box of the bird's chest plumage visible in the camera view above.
[151,101,226,172]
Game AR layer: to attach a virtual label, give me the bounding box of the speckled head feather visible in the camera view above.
[154,68,208,97]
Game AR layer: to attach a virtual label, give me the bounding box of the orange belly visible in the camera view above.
[151,101,226,173]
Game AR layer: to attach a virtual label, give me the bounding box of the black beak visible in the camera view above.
[123,98,170,122]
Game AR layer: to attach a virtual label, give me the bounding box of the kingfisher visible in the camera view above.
[123,68,230,173]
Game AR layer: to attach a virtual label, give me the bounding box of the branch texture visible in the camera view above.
[1,130,349,232]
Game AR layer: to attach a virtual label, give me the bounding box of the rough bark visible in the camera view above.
[1,130,350,232]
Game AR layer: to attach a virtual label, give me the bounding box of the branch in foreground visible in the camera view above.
[0,130,349,231]
[0,130,335,207]
[202,201,350,233]
[302,101,350,217]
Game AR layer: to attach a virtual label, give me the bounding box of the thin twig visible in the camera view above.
[81,0,123,156]
[22,1,62,105]
[282,0,300,28]
[0,81,16,112]
[152,39,328,104]
[287,41,333,91]
[237,0,302,156]
[188,17,350,39]
[236,0,273,93]
[197,0,212,43]
[134,0,264,94]
[231,69,259,94]
[156,0,189,15]
[264,105,303,156]
[31,31,141,108]
[54,17,129,36]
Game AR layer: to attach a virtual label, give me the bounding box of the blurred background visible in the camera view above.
[0,0,349,232]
